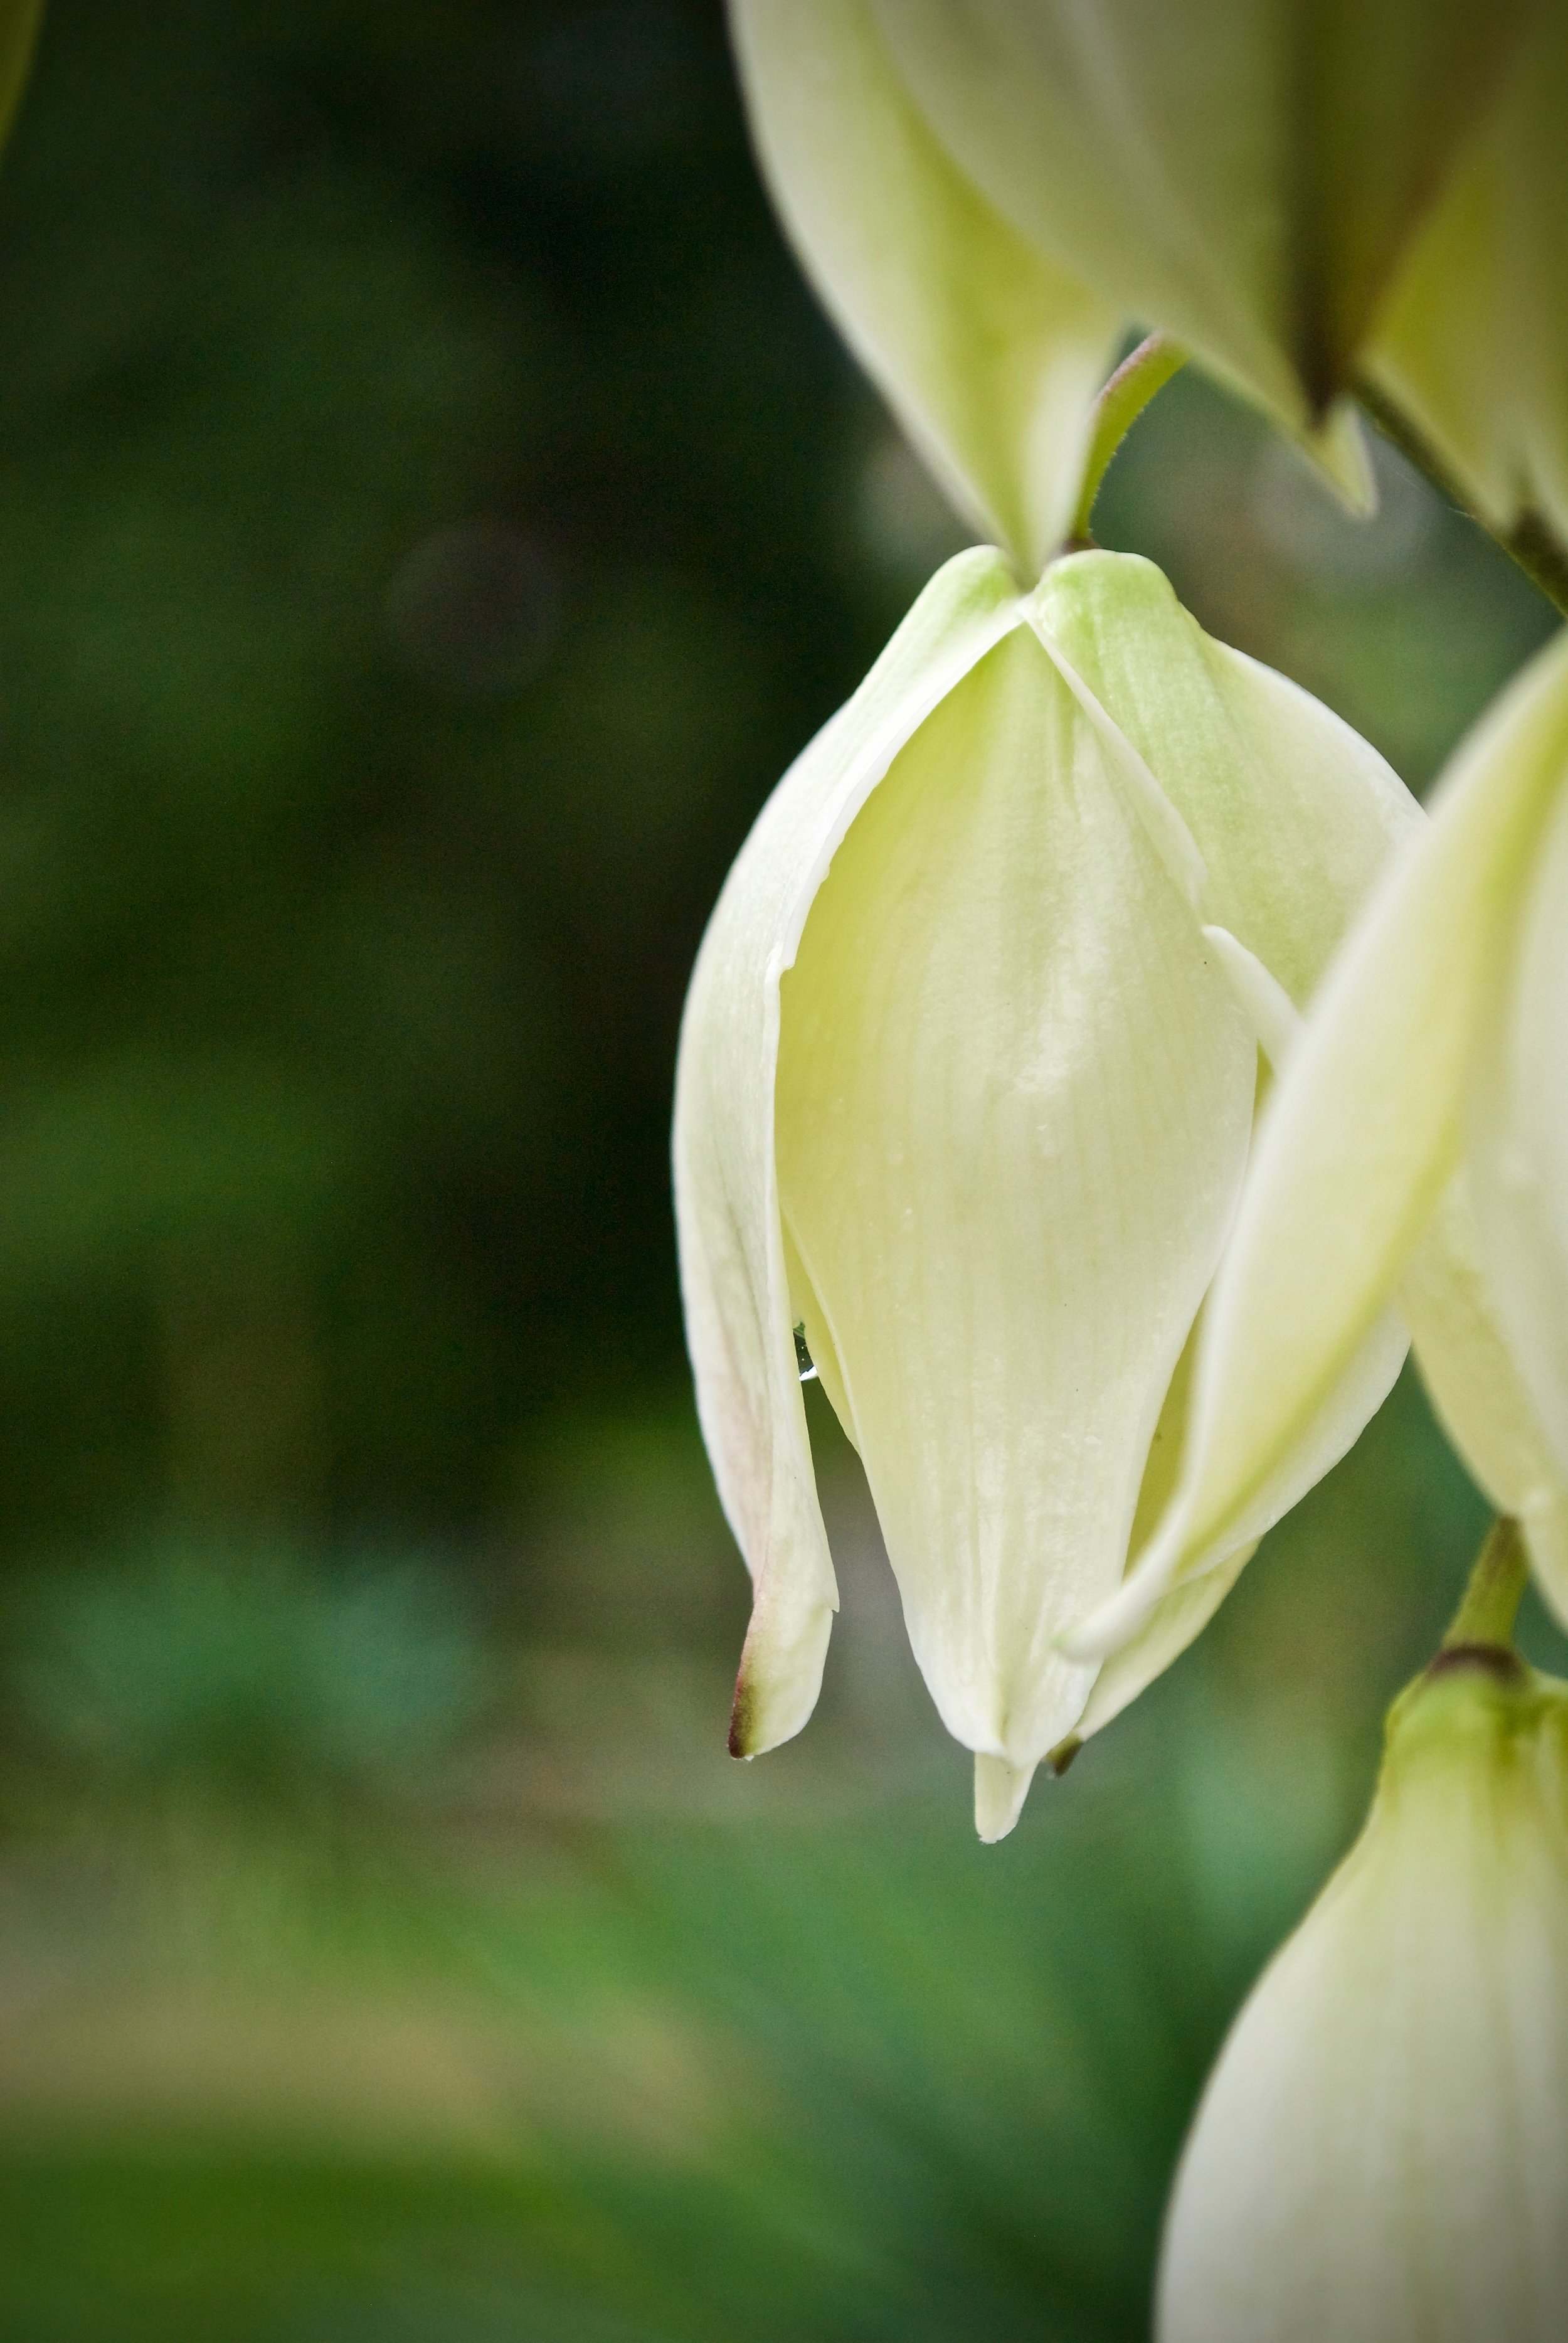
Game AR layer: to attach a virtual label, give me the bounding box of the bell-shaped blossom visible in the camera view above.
[861,0,1518,428]
[1160,1628,1568,2342]
[1072,627,1568,1671]
[729,1,1559,560]
[674,543,1417,1837]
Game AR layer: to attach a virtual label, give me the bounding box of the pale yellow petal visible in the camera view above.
[776,624,1256,1784]
[1160,1661,1568,2342]
[728,0,1119,573]
[673,550,1025,1756]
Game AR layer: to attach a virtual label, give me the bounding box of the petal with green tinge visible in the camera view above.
[1367,10,1568,550]
[1402,1176,1568,1630]
[728,0,1119,574]
[872,0,1523,433]
[1160,1657,1568,2342]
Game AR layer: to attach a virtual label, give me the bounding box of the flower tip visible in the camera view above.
[973,1753,1037,1842]
[726,1668,768,1761]
[727,1672,758,1761]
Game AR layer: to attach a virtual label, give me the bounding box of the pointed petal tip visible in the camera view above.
[973,1752,1039,1842]
[725,1590,837,1761]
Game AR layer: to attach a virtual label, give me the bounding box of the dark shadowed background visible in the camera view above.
[0,6,1559,2339]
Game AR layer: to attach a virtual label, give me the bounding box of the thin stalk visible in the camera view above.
[1353,371,1568,620]
[1441,1516,1528,1654]
[1068,334,1188,546]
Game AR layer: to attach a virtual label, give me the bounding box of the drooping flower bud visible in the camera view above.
[674,544,1417,1836]
[1160,1573,1568,2342]
[729,1,1547,555]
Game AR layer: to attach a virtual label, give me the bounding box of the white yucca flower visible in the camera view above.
[1161,1539,1568,2343]
[674,543,1417,1838]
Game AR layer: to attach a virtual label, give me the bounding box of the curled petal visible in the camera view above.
[1466,774,1568,1627]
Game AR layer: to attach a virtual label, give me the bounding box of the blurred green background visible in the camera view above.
[0,4,1560,2338]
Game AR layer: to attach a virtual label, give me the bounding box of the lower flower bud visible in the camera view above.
[1159,1645,1568,2342]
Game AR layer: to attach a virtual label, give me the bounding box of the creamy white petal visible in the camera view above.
[1078,628,1568,1656]
[1469,774,1568,1563]
[728,0,1118,573]
[775,622,1256,1792]
[1367,9,1568,548]
[673,550,1025,1756]
[1033,551,1417,1666]
[1402,1176,1568,1629]
[1160,1657,1568,2343]
[872,0,1521,442]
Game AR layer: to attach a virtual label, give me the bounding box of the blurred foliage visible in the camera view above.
[0,3,1559,2339]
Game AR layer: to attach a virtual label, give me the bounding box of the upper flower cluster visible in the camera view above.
[731,0,1568,576]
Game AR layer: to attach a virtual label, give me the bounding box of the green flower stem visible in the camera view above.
[1068,334,1188,546]
[1353,371,1568,620]
[1441,1516,1529,1654]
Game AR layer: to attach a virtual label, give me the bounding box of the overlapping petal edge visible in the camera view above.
[1072,627,1568,1669]
[673,549,1027,1763]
